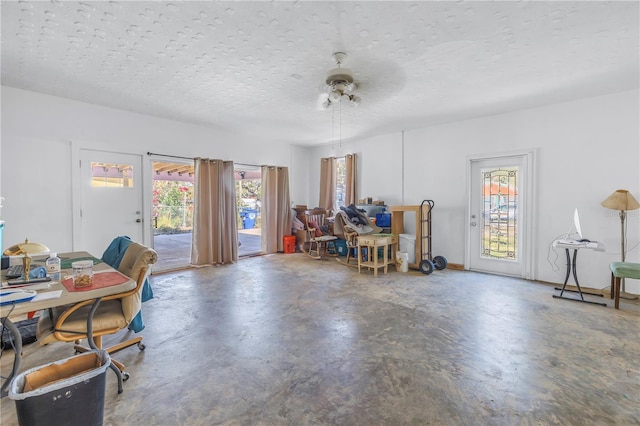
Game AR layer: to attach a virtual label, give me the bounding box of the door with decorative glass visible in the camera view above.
[467,153,531,277]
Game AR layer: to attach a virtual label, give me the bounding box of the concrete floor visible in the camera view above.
[153,231,263,272]
[2,253,639,425]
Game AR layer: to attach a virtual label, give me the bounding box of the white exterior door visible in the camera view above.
[77,149,144,257]
[467,152,534,278]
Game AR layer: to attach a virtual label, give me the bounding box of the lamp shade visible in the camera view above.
[3,239,50,256]
[601,189,640,211]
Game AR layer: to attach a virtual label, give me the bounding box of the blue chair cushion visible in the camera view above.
[610,262,640,280]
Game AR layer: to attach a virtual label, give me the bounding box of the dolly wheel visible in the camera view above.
[433,256,448,270]
[419,259,434,275]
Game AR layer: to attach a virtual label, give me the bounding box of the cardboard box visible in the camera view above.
[296,229,307,248]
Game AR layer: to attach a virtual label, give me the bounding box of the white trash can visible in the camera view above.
[399,234,416,264]
[396,251,409,272]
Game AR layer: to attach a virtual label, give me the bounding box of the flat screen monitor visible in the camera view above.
[573,208,583,240]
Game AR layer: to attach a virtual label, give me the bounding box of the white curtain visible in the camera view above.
[261,166,292,254]
[191,158,238,265]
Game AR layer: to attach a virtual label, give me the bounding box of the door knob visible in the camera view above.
[136,219,142,223]
[471,222,477,227]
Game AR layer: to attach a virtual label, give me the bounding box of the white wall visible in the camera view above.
[0,87,306,253]
[3,86,638,292]
[310,90,640,292]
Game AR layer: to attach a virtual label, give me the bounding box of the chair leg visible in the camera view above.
[610,273,615,300]
[614,276,621,309]
[74,335,144,373]
[107,336,144,355]
[74,335,102,354]
[304,240,321,259]
[326,241,337,257]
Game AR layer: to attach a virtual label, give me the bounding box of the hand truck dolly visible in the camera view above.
[418,199,448,275]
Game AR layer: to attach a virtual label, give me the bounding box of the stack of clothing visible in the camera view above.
[334,204,382,237]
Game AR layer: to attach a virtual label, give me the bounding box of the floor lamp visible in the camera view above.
[601,189,640,298]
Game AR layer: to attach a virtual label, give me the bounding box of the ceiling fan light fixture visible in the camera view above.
[325,69,354,86]
[321,52,361,109]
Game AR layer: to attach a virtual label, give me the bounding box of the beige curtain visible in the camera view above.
[345,153,357,206]
[261,166,292,254]
[319,157,337,211]
[191,158,238,265]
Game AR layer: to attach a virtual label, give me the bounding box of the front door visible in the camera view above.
[467,152,533,278]
[77,149,144,257]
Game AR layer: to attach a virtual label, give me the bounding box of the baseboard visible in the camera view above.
[446,263,464,271]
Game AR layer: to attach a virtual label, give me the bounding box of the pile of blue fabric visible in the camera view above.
[101,236,153,333]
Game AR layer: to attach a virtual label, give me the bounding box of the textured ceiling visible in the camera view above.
[2,1,638,146]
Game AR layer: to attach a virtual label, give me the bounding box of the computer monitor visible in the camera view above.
[564,208,583,240]
[573,208,583,240]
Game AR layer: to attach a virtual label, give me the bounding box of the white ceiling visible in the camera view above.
[2,1,638,146]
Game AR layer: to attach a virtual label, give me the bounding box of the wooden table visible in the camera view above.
[357,234,398,276]
[1,252,136,396]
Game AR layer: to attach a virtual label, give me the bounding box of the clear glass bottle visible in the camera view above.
[46,252,61,281]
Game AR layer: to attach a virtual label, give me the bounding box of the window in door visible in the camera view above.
[481,167,519,260]
[90,162,134,187]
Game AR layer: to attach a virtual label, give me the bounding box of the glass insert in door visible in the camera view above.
[481,167,518,260]
[91,162,134,187]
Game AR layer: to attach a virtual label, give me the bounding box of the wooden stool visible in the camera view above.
[357,234,397,276]
[609,262,640,309]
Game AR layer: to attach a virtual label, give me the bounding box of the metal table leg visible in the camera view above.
[0,317,22,397]
[553,248,606,306]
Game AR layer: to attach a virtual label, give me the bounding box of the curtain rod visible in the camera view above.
[147,152,260,168]
[147,152,193,161]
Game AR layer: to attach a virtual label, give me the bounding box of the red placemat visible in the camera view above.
[62,271,130,292]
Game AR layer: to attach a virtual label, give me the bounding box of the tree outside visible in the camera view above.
[152,175,262,234]
[236,178,262,229]
[153,180,194,234]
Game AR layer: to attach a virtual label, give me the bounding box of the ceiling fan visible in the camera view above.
[319,52,361,109]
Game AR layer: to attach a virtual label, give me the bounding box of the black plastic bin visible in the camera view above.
[9,350,111,426]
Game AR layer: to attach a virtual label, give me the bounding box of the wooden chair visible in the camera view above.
[333,212,360,266]
[303,209,337,259]
[36,242,157,381]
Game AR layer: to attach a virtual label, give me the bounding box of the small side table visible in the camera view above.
[357,234,397,276]
[551,240,606,306]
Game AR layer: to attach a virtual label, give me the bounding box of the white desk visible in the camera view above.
[1,252,135,396]
[551,240,606,306]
